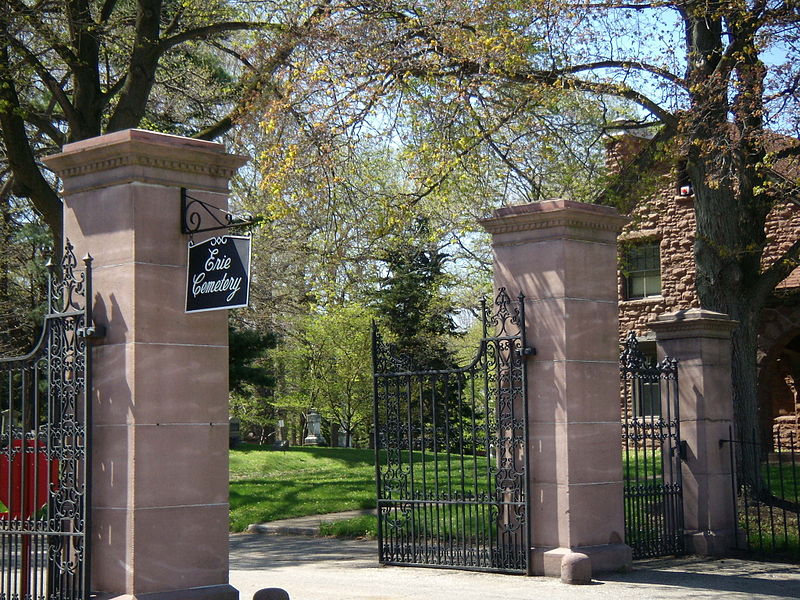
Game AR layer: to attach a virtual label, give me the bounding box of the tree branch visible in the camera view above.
[162,3,184,36]
[102,75,127,101]
[596,125,678,208]
[560,60,686,88]
[67,0,104,139]
[7,0,79,67]
[5,34,82,132]
[0,43,62,246]
[400,58,680,130]
[756,237,800,305]
[466,94,543,198]
[25,112,66,147]
[99,0,119,23]
[769,144,800,162]
[157,22,286,55]
[106,0,163,132]
[576,1,678,8]
[195,0,336,141]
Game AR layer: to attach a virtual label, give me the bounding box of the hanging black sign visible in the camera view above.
[186,235,251,313]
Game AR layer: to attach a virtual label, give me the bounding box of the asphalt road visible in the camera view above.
[229,533,800,600]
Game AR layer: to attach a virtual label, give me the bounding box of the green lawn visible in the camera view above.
[230,444,800,553]
[763,458,800,503]
[229,445,681,535]
[736,454,800,558]
[228,445,378,531]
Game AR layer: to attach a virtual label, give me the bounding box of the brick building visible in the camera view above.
[609,132,800,447]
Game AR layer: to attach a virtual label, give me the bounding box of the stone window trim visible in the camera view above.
[619,228,660,242]
[620,295,665,306]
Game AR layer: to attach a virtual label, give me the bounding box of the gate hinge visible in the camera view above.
[79,325,106,341]
[516,346,536,357]
[678,440,688,461]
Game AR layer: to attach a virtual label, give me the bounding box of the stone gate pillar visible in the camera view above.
[480,199,631,577]
[649,309,738,555]
[44,129,246,600]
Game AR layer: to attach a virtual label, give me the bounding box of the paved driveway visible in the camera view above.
[229,534,800,600]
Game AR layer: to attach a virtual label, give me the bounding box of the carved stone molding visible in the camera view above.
[44,129,247,195]
[649,308,739,340]
[479,199,629,243]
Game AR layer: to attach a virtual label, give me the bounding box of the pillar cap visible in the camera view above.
[649,308,738,340]
[479,199,629,242]
[43,129,248,194]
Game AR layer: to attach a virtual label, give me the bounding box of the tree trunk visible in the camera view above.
[691,153,766,490]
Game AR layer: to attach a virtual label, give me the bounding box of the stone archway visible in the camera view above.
[758,303,800,448]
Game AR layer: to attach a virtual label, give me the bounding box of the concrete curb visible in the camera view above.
[246,509,377,537]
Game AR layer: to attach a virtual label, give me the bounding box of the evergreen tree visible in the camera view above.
[373,219,459,371]
[228,323,277,442]
[229,325,276,394]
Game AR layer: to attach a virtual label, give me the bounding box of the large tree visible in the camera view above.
[372,218,460,370]
[258,1,800,456]
[0,0,330,248]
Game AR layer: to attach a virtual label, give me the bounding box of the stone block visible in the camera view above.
[560,552,592,584]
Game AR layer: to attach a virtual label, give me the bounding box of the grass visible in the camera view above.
[763,459,800,503]
[229,445,672,536]
[228,443,497,536]
[230,443,800,553]
[735,454,800,558]
[623,449,664,483]
[229,445,377,532]
[319,514,378,539]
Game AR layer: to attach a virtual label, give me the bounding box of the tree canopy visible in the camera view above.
[3,1,799,452]
[0,0,329,246]
[248,0,800,447]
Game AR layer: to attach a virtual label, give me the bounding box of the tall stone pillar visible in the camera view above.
[44,129,247,600]
[649,309,738,555]
[480,199,631,577]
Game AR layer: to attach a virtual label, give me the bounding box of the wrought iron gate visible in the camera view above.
[0,242,97,600]
[620,332,685,559]
[372,289,532,574]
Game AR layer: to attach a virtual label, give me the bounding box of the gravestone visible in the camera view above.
[304,410,326,446]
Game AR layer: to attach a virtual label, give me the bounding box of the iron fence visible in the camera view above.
[724,430,800,562]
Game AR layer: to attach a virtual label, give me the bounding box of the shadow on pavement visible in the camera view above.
[230,533,377,570]
[599,557,800,598]
[231,534,800,599]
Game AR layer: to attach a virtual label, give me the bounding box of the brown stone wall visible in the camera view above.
[612,134,800,343]
[764,200,800,289]
[774,417,800,450]
[611,133,800,440]
[617,186,700,339]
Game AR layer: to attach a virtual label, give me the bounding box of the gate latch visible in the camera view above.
[515,346,536,357]
[78,325,106,341]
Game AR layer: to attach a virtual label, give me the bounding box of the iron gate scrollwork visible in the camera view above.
[0,242,97,600]
[372,288,532,574]
[620,331,685,559]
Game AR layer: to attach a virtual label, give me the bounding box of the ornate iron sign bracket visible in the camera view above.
[180,187,258,235]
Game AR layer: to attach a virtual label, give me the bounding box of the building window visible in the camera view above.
[623,241,661,300]
[633,342,662,418]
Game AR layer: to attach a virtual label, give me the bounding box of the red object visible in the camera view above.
[0,439,59,520]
